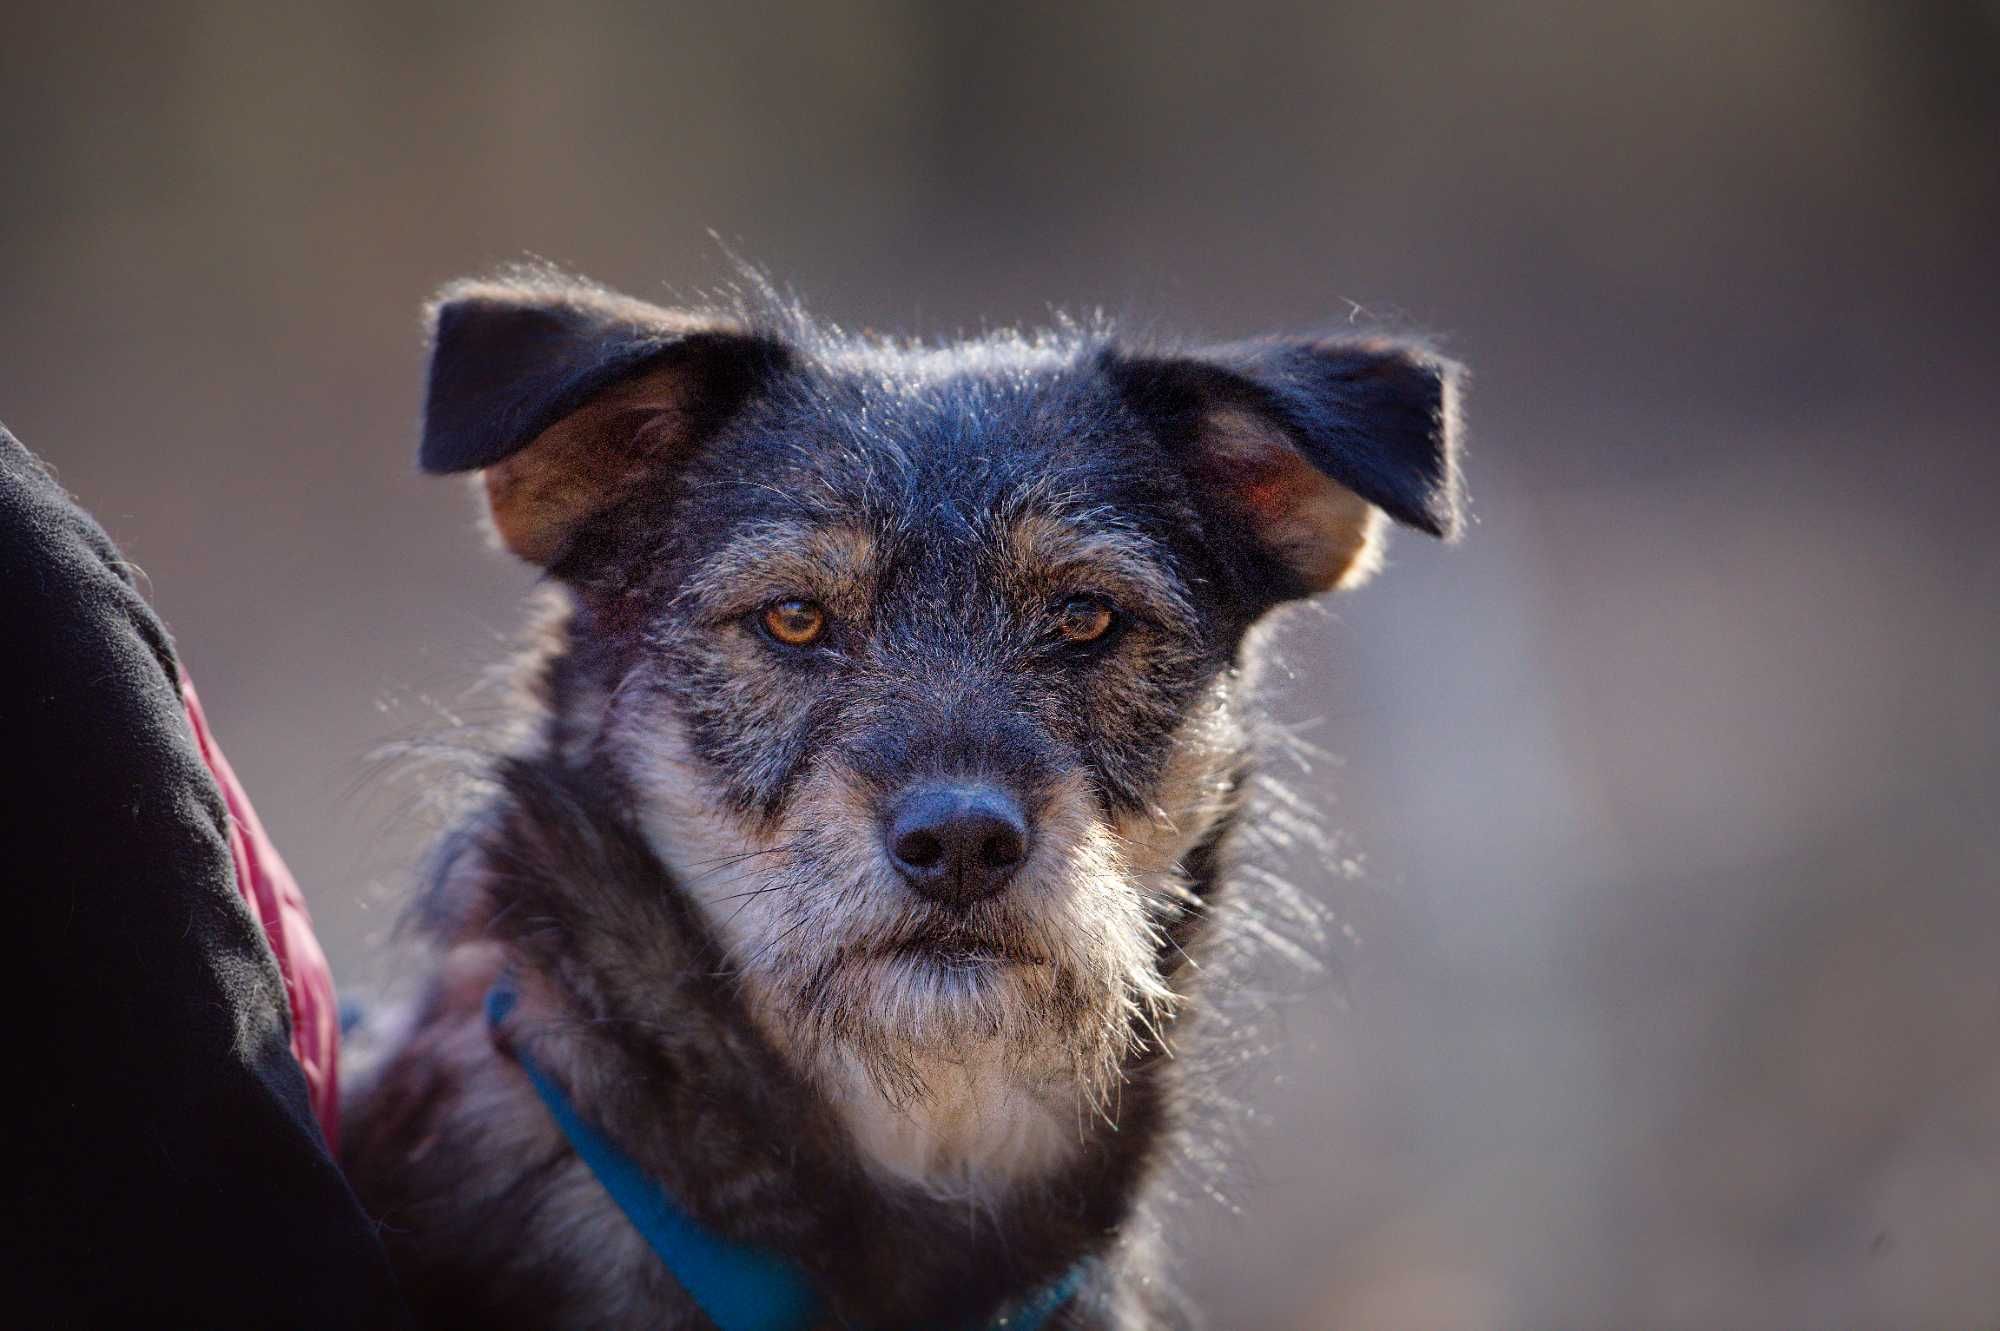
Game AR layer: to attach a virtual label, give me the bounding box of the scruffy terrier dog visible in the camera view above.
[341,269,1464,1330]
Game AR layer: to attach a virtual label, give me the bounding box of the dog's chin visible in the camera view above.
[878,918,1054,973]
[878,942,1032,985]
[736,899,1124,1093]
[822,929,1063,1051]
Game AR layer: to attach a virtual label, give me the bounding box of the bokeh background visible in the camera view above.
[5,4,1997,1327]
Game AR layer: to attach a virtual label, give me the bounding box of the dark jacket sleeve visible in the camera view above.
[0,427,411,1328]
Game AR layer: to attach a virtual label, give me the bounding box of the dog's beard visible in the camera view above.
[781,782,1176,1110]
[601,668,1252,1188]
[615,724,1173,1116]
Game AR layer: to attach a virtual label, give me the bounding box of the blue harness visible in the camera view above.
[486,981,1086,1331]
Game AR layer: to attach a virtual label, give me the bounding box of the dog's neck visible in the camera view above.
[429,750,1190,1327]
[806,1040,1085,1199]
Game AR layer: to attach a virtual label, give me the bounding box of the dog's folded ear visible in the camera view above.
[419,272,786,565]
[1110,336,1464,596]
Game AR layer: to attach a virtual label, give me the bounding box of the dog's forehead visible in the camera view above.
[690,338,1172,549]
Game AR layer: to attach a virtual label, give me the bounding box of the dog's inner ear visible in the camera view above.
[418,274,783,566]
[1116,337,1463,598]
[1193,407,1390,592]
[478,361,702,564]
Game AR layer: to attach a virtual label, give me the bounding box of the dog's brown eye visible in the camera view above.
[1055,595,1117,645]
[760,599,826,648]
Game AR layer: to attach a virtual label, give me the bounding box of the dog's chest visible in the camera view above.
[819,1045,1079,1196]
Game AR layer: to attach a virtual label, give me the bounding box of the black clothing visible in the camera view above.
[0,427,409,1327]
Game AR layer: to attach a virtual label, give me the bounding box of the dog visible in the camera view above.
[339,267,1465,1330]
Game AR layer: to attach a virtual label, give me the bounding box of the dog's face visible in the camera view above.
[420,272,1461,1174]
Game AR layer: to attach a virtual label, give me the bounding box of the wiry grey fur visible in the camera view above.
[341,268,1464,1330]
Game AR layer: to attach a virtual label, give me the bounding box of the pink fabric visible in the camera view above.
[181,680,342,1150]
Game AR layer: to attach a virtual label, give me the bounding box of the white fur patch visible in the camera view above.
[816,1042,1077,1197]
[609,673,1243,1199]
[624,735,1095,1195]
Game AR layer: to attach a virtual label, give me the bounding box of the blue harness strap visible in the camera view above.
[487,981,820,1331]
[975,1263,1087,1330]
[486,978,1084,1331]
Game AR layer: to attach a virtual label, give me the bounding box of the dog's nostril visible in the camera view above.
[885,783,1031,906]
[979,826,1025,869]
[894,828,944,870]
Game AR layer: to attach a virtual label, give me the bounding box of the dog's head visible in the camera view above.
[421,270,1461,1137]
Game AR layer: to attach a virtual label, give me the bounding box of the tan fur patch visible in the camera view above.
[679,522,879,625]
[1003,512,1197,628]
[480,364,703,564]
[1202,408,1387,591]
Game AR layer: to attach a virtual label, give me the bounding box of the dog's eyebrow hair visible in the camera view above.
[1002,512,1198,627]
[676,521,878,616]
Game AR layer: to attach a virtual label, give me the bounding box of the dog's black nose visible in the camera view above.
[885,784,1030,907]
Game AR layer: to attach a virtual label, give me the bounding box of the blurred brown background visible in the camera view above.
[4,3,1997,1327]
